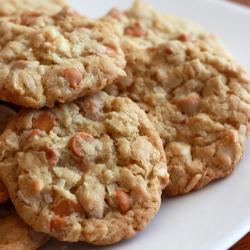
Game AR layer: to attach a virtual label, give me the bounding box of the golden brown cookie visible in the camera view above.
[0,8,126,108]
[104,40,250,196]
[0,91,168,244]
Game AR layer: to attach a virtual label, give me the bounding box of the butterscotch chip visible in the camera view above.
[0,200,50,250]
[101,0,228,54]
[104,39,250,196]
[115,189,131,214]
[32,111,57,134]
[0,7,126,108]
[0,91,168,244]
[70,132,95,158]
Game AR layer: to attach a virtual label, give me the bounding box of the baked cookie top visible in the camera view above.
[101,0,227,54]
[0,91,168,244]
[104,40,250,196]
[0,0,70,17]
[0,8,126,108]
[0,200,50,250]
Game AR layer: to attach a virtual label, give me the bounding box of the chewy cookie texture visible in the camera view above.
[0,91,168,244]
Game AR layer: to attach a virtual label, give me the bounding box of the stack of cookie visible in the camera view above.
[0,0,249,249]
[0,0,169,248]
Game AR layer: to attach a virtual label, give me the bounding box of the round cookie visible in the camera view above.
[0,0,70,17]
[0,8,126,108]
[101,0,228,54]
[0,200,50,250]
[0,91,169,244]
[104,40,250,196]
[0,104,17,203]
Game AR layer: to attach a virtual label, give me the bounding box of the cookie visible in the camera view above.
[101,0,227,54]
[0,91,168,244]
[104,40,250,196]
[0,104,17,203]
[0,8,126,108]
[0,200,50,250]
[0,0,70,17]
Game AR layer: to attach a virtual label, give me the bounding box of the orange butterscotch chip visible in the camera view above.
[70,132,95,158]
[165,46,174,55]
[124,21,148,37]
[39,144,59,167]
[175,93,201,116]
[21,12,41,26]
[116,189,131,214]
[10,60,34,70]
[82,97,99,115]
[177,33,191,42]
[107,8,126,20]
[26,129,43,142]
[59,68,83,89]
[52,198,81,216]
[50,217,68,232]
[32,111,56,134]
[101,46,117,58]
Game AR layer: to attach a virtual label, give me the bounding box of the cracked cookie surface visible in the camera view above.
[0,8,126,108]
[0,91,168,244]
[104,40,250,196]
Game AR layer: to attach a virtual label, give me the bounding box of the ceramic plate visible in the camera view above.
[40,1,250,249]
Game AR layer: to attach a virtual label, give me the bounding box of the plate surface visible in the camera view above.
[40,1,250,249]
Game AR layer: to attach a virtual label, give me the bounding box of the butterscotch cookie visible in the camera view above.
[0,8,126,108]
[104,40,250,196]
[101,0,227,54]
[0,105,17,203]
[0,200,50,250]
[0,91,168,244]
[0,0,70,17]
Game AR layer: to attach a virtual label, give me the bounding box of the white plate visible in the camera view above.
[40,1,250,249]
